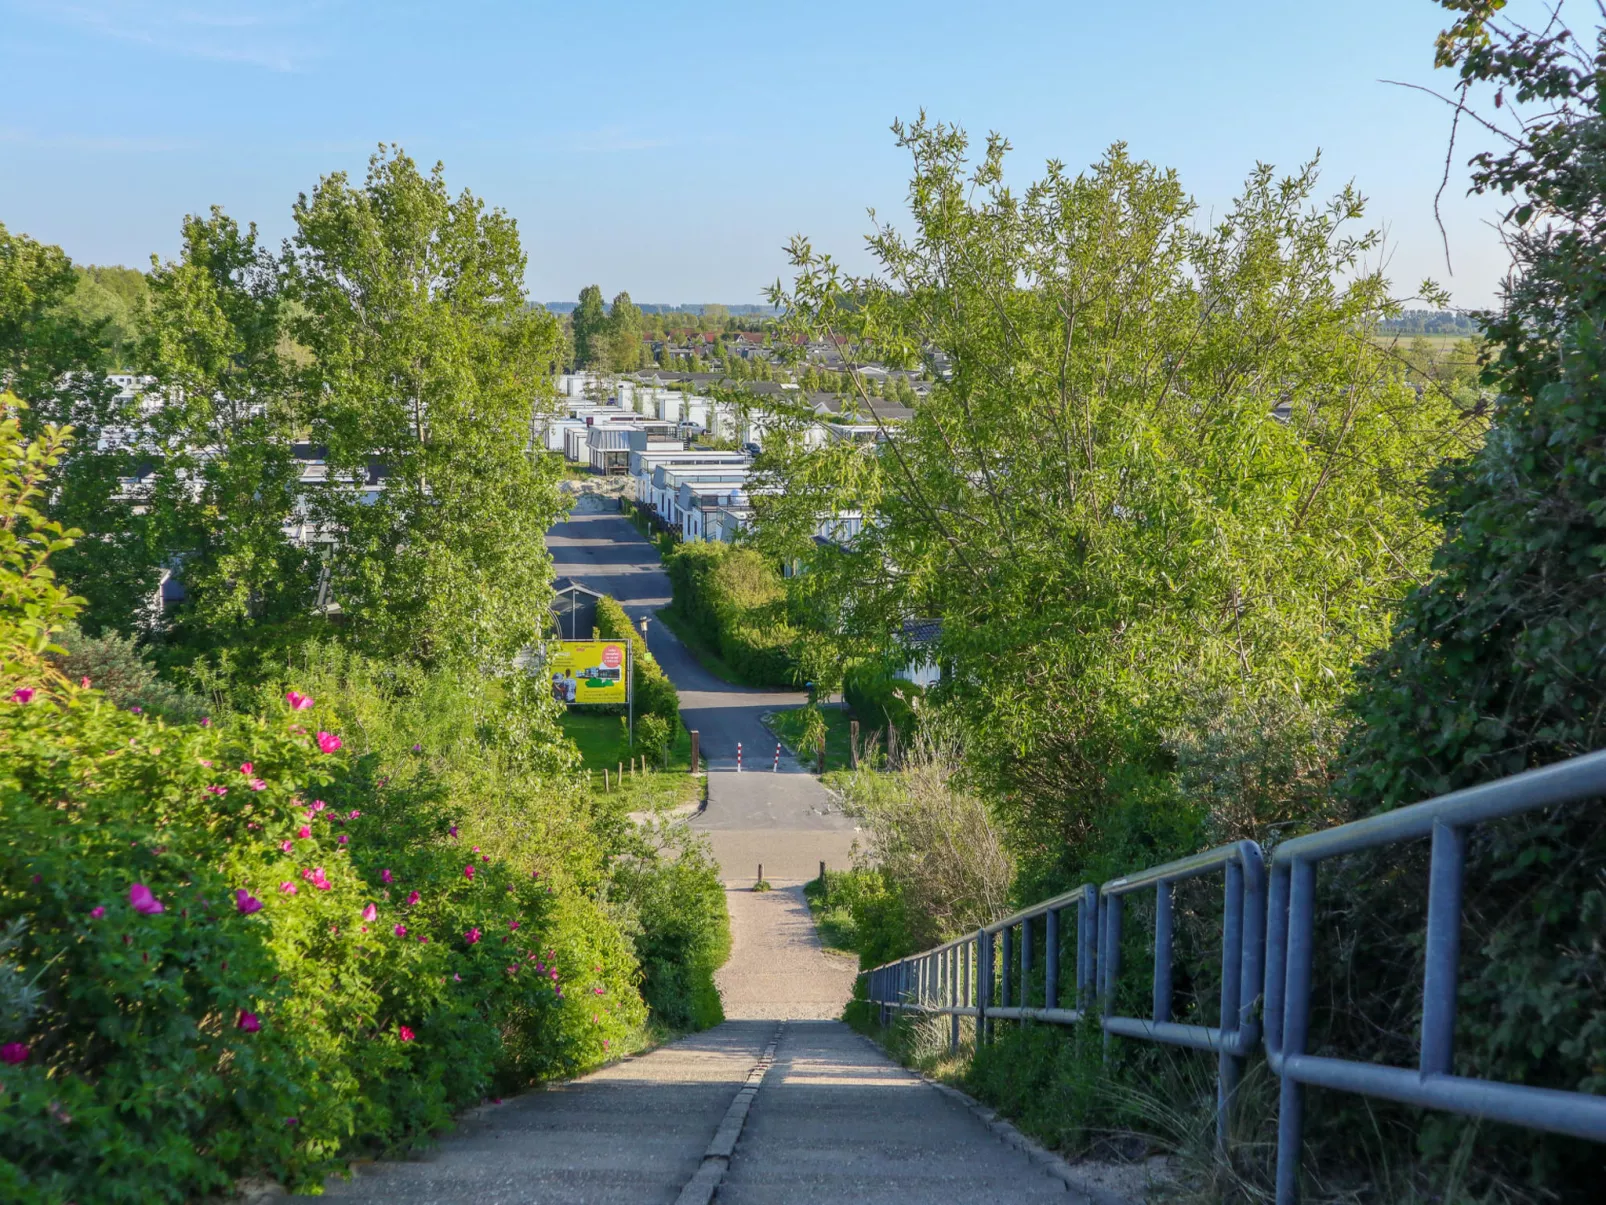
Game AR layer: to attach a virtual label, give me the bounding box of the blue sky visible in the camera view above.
[1,0,1517,307]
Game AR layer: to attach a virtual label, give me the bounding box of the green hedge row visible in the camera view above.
[663,542,799,688]
[593,595,680,737]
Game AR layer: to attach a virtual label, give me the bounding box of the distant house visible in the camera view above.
[551,578,605,641]
[894,618,942,688]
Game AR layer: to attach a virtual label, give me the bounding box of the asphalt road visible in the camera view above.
[545,506,809,768]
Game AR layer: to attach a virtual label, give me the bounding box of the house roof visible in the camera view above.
[901,618,942,646]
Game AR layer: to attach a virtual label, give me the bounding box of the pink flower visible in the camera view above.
[316,732,342,754]
[482,853,490,863]
[235,888,263,915]
[398,1025,415,1042]
[417,935,429,944]
[393,923,407,937]
[463,865,475,881]
[509,920,520,931]
[237,1012,261,1033]
[286,690,314,711]
[80,676,91,688]
[248,778,267,791]
[312,800,326,812]
[406,891,420,906]
[381,869,394,884]
[361,904,377,922]
[296,826,311,839]
[448,825,458,838]
[200,716,211,727]
[128,883,164,915]
[284,1117,297,1127]
[348,809,361,820]
[89,905,105,919]
[593,986,604,995]
[454,973,461,982]
[205,785,227,796]
[465,927,482,945]
[412,744,422,753]
[279,881,298,895]
[302,867,331,891]
[280,840,293,853]
[9,687,35,705]
[337,834,349,846]
[239,762,253,775]
[472,846,481,854]
[1,1043,29,1065]
[129,705,142,714]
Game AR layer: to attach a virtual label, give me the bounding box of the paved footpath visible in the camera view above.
[300,496,1131,1201]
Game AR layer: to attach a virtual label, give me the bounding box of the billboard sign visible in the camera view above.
[549,640,629,704]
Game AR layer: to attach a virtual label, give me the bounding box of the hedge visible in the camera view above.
[843,667,923,745]
[593,595,681,735]
[663,543,798,688]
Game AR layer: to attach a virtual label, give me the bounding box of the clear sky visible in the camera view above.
[1,0,1518,308]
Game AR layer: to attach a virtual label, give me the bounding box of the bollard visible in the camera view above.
[849,720,859,768]
[774,742,781,772]
[603,769,610,792]
[737,742,743,772]
[819,860,828,899]
[817,738,825,775]
[689,730,699,775]
[757,863,763,884]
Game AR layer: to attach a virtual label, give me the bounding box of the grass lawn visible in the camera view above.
[767,705,856,773]
[558,709,702,812]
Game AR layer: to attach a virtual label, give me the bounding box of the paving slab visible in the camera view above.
[717,887,858,1021]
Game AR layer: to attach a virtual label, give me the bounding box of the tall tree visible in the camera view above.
[607,289,642,372]
[286,147,565,668]
[0,221,157,633]
[763,123,1479,883]
[141,208,315,657]
[571,284,608,369]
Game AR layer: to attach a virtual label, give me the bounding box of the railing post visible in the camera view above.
[1218,858,1244,1154]
[1044,907,1059,1012]
[1000,924,1013,1011]
[1078,886,1097,1011]
[1021,915,1033,1010]
[1275,858,1318,1205]
[949,946,960,1052]
[962,937,972,1046]
[977,929,991,1044]
[1421,820,1466,1077]
[1100,892,1123,1057]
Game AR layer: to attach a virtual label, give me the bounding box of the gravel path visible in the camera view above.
[717,886,858,1021]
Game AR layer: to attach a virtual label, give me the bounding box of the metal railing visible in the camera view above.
[860,749,1606,1204]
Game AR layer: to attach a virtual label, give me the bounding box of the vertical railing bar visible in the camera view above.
[1021,914,1033,1011]
[1218,858,1245,1155]
[1000,923,1013,1011]
[1275,857,1318,1205]
[1421,820,1466,1077]
[1045,907,1059,1012]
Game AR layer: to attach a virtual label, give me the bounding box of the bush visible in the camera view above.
[843,667,922,750]
[47,622,209,723]
[594,594,681,737]
[663,542,798,688]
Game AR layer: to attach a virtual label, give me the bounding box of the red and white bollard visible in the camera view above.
[736,742,742,773]
[774,742,781,772]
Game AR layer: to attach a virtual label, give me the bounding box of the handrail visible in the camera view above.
[859,748,1606,1204]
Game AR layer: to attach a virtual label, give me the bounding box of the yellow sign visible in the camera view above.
[549,640,629,704]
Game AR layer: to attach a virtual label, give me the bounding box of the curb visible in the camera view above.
[672,1021,785,1205]
[850,1030,1142,1205]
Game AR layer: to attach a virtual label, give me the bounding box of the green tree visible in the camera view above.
[0,222,158,634]
[607,289,642,372]
[61,265,148,368]
[763,121,1478,884]
[141,208,317,660]
[286,146,565,668]
[572,284,608,369]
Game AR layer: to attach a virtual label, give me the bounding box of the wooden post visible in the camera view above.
[689,729,699,775]
[816,738,825,775]
[619,761,625,782]
[849,720,859,769]
[819,860,828,898]
[757,863,764,884]
[888,724,898,766]
[603,769,610,792]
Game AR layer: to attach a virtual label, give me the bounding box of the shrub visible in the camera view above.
[664,542,798,687]
[593,594,681,737]
[48,622,209,723]
[842,667,922,750]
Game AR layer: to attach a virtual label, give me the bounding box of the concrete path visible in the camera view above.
[319,1023,777,1204]
[719,1022,1082,1204]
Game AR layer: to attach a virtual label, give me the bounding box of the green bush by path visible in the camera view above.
[593,594,681,738]
[841,669,922,751]
[663,542,799,688]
